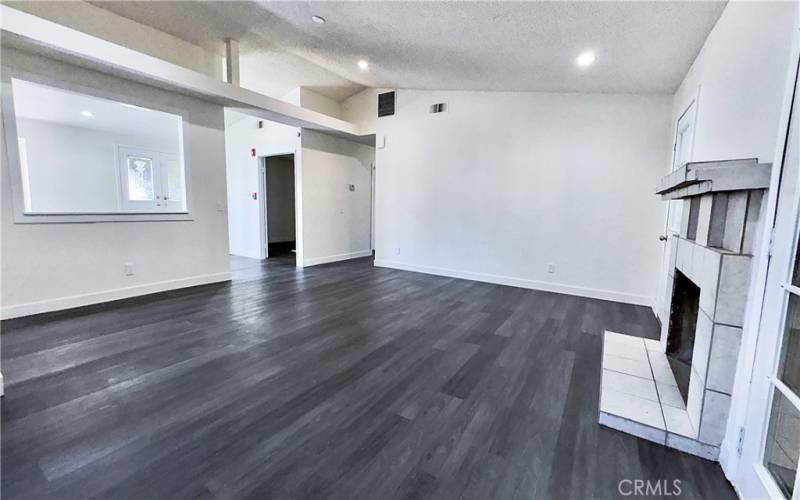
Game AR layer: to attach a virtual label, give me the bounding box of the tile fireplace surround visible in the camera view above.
[599,158,772,460]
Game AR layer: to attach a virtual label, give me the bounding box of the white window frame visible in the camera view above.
[1,74,194,224]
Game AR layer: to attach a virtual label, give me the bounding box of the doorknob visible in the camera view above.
[659,235,668,241]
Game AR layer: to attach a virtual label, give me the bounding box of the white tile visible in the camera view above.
[706,325,742,395]
[657,382,685,409]
[605,331,646,348]
[699,390,731,446]
[604,339,649,363]
[600,412,666,445]
[691,242,705,283]
[603,354,652,380]
[666,433,719,460]
[687,368,704,431]
[602,369,659,402]
[644,338,663,352]
[695,194,713,247]
[715,255,752,327]
[600,387,665,430]
[667,237,678,274]
[698,248,721,317]
[692,309,713,383]
[680,199,692,238]
[647,351,678,386]
[662,405,696,438]
[676,239,694,277]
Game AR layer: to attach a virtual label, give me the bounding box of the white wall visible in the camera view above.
[373,89,672,305]
[224,109,373,265]
[17,118,178,212]
[224,109,298,259]
[266,156,296,243]
[1,50,231,318]
[300,88,343,119]
[341,87,383,134]
[300,130,374,265]
[672,1,797,164]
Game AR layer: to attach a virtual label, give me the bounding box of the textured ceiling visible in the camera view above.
[92,1,727,102]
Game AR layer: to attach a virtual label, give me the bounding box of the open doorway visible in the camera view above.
[259,154,296,263]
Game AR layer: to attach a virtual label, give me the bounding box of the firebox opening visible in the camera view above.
[666,270,700,403]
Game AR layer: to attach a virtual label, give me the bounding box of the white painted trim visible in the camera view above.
[0,272,231,319]
[0,5,367,141]
[0,373,4,397]
[374,259,652,306]
[303,250,373,267]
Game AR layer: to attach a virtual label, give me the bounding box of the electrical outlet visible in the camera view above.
[547,263,555,274]
[124,262,134,276]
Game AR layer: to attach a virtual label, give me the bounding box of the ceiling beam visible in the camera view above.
[225,38,240,86]
[0,5,368,140]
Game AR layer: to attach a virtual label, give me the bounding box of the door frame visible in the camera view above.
[258,152,297,262]
[656,90,700,321]
[726,26,800,498]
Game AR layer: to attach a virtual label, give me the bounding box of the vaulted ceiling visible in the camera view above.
[92,1,727,102]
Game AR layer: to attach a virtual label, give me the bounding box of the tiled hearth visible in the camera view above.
[600,331,720,459]
[599,158,772,460]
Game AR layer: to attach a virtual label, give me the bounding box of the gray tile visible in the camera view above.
[706,325,742,395]
[698,391,732,446]
[666,433,719,460]
[722,191,748,253]
[742,190,764,255]
[692,309,713,383]
[715,255,752,327]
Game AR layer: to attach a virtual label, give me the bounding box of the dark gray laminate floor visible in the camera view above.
[1,256,735,499]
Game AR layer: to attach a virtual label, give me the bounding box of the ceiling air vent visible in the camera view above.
[429,103,447,114]
[378,91,395,117]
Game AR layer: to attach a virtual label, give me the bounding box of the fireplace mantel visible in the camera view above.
[656,158,771,200]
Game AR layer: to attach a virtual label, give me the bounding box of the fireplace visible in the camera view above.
[666,270,700,403]
[598,158,772,460]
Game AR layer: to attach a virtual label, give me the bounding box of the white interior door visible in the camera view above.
[738,65,800,500]
[656,99,697,319]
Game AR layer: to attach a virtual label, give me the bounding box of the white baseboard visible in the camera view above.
[1,272,232,320]
[302,250,373,267]
[374,259,652,307]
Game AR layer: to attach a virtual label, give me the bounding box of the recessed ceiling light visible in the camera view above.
[576,50,596,68]
[81,110,94,117]
[311,15,326,24]
[357,60,369,70]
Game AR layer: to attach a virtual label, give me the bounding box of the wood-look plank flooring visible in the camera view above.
[1,256,735,499]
